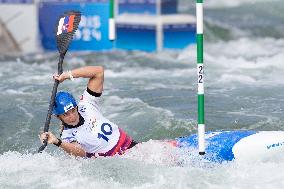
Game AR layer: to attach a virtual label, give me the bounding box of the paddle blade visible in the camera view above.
[55,11,81,55]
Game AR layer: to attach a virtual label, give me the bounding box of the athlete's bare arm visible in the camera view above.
[40,132,86,157]
[54,66,104,94]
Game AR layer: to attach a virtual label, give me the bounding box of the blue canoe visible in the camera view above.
[175,131,284,162]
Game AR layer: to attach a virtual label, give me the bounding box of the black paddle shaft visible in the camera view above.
[37,10,81,153]
[38,54,64,153]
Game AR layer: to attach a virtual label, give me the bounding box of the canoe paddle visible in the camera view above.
[38,11,81,153]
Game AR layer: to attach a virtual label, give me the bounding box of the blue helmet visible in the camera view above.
[53,91,77,115]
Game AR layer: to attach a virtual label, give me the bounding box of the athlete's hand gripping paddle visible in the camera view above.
[38,11,81,153]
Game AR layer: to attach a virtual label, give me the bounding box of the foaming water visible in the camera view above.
[180,1,284,41]
[2,47,284,188]
[200,37,284,87]
[2,145,284,189]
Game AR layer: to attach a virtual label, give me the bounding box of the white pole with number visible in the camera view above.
[196,0,205,155]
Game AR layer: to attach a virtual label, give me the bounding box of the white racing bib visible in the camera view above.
[61,90,120,154]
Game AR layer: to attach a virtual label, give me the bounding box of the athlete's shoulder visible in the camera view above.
[78,89,102,113]
[80,88,102,101]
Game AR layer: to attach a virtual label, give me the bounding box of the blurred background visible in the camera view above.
[0,0,197,55]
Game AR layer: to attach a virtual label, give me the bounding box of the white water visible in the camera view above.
[1,36,284,188]
[2,146,284,189]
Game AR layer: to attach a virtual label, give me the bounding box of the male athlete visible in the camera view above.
[39,66,137,158]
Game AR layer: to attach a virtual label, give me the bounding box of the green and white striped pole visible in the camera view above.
[196,0,205,155]
[109,0,116,41]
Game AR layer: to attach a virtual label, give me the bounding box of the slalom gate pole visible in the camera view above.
[196,0,205,155]
[109,0,116,41]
